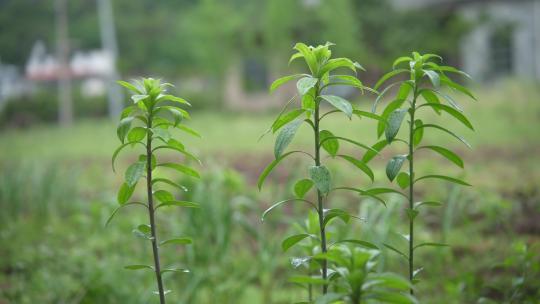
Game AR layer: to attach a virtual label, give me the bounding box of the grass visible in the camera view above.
[0,81,538,160]
[0,80,539,303]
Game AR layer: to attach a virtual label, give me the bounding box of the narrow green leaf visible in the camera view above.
[131,94,149,104]
[414,242,449,250]
[419,103,474,130]
[328,75,364,91]
[158,94,191,106]
[105,202,146,226]
[127,127,146,142]
[414,201,443,208]
[270,74,303,93]
[362,140,388,163]
[152,178,188,192]
[117,117,134,143]
[385,109,407,142]
[112,141,144,172]
[137,224,151,234]
[330,136,378,154]
[176,124,201,138]
[435,65,471,78]
[419,124,471,148]
[125,161,146,187]
[422,53,442,62]
[154,189,174,202]
[320,95,352,118]
[274,119,303,158]
[337,155,374,182]
[124,265,153,271]
[435,90,463,111]
[151,127,171,142]
[158,163,200,178]
[406,208,419,221]
[261,198,316,221]
[396,172,410,189]
[319,57,356,76]
[117,182,136,205]
[160,238,193,246]
[302,92,315,112]
[320,130,339,157]
[160,268,189,275]
[386,155,407,182]
[397,82,412,100]
[117,80,141,93]
[383,243,408,260]
[282,234,313,252]
[374,69,408,91]
[294,179,314,199]
[271,109,306,133]
[167,107,183,126]
[377,99,405,138]
[258,151,299,190]
[423,69,440,88]
[309,165,331,194]
[167,138,184,150]
[331,239,379,250]
[415,174,471,186]
[353,109,383,122]
[132,227,152,240]
[393,56,413,69]
[420,145,464,168]
[155,200,200,209]
[154,145,201,164]
[441,78,476,100]
[293,43,318,74]
[297,77,318,96]
[372,82,402,113]
[420,89,442,114]
[365,187,407,198]
[323,208,350,227]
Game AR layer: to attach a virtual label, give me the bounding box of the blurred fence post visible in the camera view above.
[98,0,123,120]
[55,0,73,126]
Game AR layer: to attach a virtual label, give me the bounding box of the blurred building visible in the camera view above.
[0,62,30,109]
[25,40,112,97]
[393,0,540,81]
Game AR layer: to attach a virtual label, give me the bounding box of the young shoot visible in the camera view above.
[374,52,475,295]
[108,78,202,303]
[258,42,383,298]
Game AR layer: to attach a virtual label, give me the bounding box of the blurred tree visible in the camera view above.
[0,0,470,109]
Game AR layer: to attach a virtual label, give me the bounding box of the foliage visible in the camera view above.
[317,246,416,304]
[374,52,475,295]
[258,42,413,302]
[0,91,108,129]
[110,78,200,302]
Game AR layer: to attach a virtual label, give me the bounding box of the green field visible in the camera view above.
[1,81,539,303]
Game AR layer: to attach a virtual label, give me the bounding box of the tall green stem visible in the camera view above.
[146,113,166,304]
[314,87,328,294]
[408,85,418,295]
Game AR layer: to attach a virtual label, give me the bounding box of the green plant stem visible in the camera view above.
[146,114,166,304]
[314,90,328,294]
[408,86,418,295]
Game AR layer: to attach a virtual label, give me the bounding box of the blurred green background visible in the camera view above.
[0,0,539,303]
